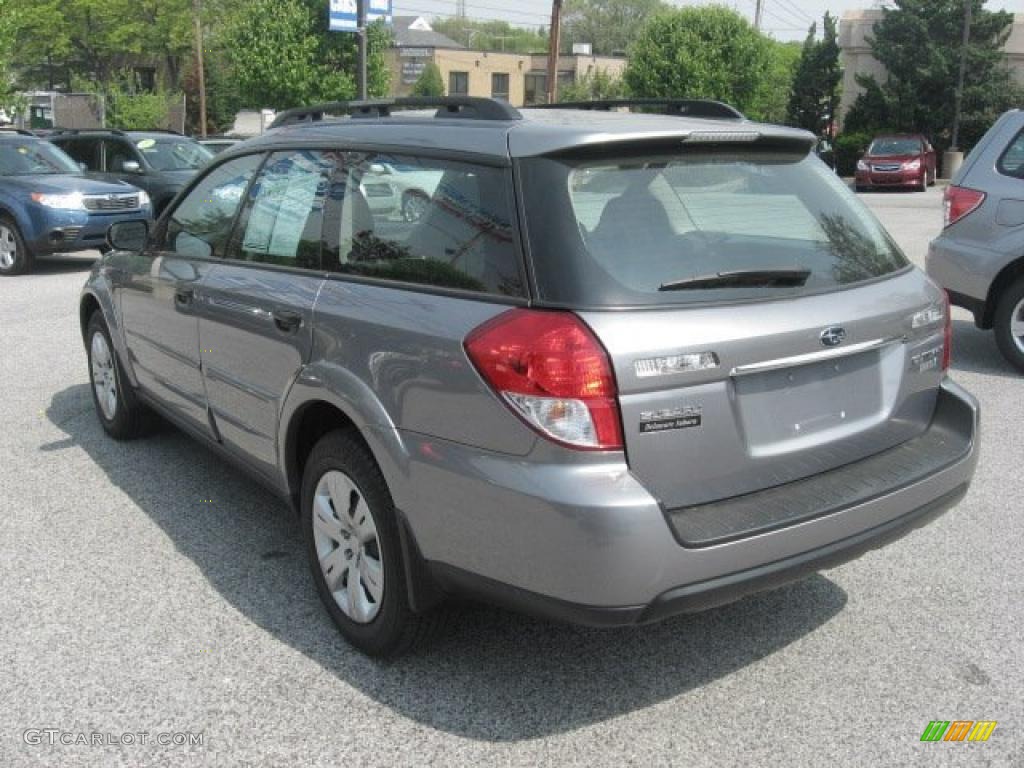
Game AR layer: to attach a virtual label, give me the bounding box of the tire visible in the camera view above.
[993,276,1024,373]
[302,429,444,657]
[0,215,34,276]
[855,185,868,193]
[401,190,429,223]
[917,170,928,192]
[86,312,153,439]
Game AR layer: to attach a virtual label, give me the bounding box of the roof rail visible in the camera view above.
[134,128,182,135]
[533,99,746,120]
[269,97,522,129]
[49,128,127,136]
[0,127,37,136]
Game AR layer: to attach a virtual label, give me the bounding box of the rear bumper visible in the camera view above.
[926,237,997,324]
[396,379,979,625]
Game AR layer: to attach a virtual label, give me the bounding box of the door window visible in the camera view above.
[324,153,524,296]
[103,140,141,173]
[229,150,336,269]
[58,138,101,170]
[163,154,262,259]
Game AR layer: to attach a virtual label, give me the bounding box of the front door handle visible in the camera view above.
[272,309,303,333]
[175,287,195,305]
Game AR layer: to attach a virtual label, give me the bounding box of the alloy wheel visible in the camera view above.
[90,331,118,420]
[1011,297,1024,356]
[402,193,429,223]
[0,225,17,270]
[312,470,384,624]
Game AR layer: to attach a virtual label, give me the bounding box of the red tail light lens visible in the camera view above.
[942,290,952,371]
[464,309,624,450]
[943,185,985,228]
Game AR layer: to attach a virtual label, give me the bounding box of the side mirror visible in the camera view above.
[121,160,142,173]
[107,220,149,252]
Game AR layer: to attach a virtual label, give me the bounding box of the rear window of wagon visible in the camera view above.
[519,147,910,307]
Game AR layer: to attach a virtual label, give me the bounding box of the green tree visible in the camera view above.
[411,62,445,98]
[431,18,548,53]
[786,13,842,134]
[220,0,327,110]
[625,7,772,114]
[844,0,1019,151]
[563,0,668,56]
[558,69,626,102]
[751,40,801,124]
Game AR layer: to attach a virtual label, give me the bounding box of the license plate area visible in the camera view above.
[733,347,897,457]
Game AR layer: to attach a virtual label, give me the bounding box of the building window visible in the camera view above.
[491,73,510,101]
[524,73,547,105]
[449,71,469,95]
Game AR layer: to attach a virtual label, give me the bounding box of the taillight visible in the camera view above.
[942,290,952,371]
[943,185,985,228]
[464,309,624,451]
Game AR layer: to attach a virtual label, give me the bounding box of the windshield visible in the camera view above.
[0,140,81,176]
[867,138,922,156]
[136,137,213,171]
[520,148,909,307]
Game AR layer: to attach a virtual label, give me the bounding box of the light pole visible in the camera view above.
[950,0,972,152]
[357,0,368,100]
[546,0,563,104]
[193,0,207,136]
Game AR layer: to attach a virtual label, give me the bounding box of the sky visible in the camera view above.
[391,0,1024,43]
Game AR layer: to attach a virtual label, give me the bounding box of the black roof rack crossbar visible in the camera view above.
[533,99,746,120]
[49,128,127,136]
[269,97,522,129]
[0,127,37,136]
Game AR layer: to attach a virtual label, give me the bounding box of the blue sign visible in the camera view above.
[329,0,392,32]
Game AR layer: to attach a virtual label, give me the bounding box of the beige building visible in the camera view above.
[386,16,627,107]
[839,9,1024,126]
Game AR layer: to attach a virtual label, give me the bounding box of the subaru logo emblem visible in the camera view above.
[820,326,846,347]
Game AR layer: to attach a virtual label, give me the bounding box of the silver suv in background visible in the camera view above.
[929,109,1024,372]
[81,98,979,657]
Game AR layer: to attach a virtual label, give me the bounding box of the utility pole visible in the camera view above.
[357,0,368,100]
[754,0,764,31]
[950,0,972,151]
[193,0,207,137]
[546,0,563,104]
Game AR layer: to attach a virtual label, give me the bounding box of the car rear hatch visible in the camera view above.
[517,135,950,517]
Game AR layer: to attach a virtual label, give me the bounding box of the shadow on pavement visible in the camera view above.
[31,255,98,275]
[950,319,1021,379]
[47,383,847,742]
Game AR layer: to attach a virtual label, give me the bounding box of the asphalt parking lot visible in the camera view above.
[0,184,1020,767]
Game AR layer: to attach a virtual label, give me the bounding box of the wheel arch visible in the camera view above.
[280,390,442,613]
[982,254,1024,329]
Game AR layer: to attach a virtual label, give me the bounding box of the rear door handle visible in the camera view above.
[272,309,303,333]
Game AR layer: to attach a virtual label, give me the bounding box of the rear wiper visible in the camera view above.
[658,267,811,291]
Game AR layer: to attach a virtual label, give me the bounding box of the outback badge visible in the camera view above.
[639,406,702,434]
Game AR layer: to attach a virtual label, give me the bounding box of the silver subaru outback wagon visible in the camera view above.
[80,97,979,657]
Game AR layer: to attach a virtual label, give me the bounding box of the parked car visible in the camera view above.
[199,136,243,155]
[855,134,937,192]
[0,130,151,275]
[928,109,1024,372]
[81,97,979,657]
[362,160,445,222]
[50,129,213,215]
